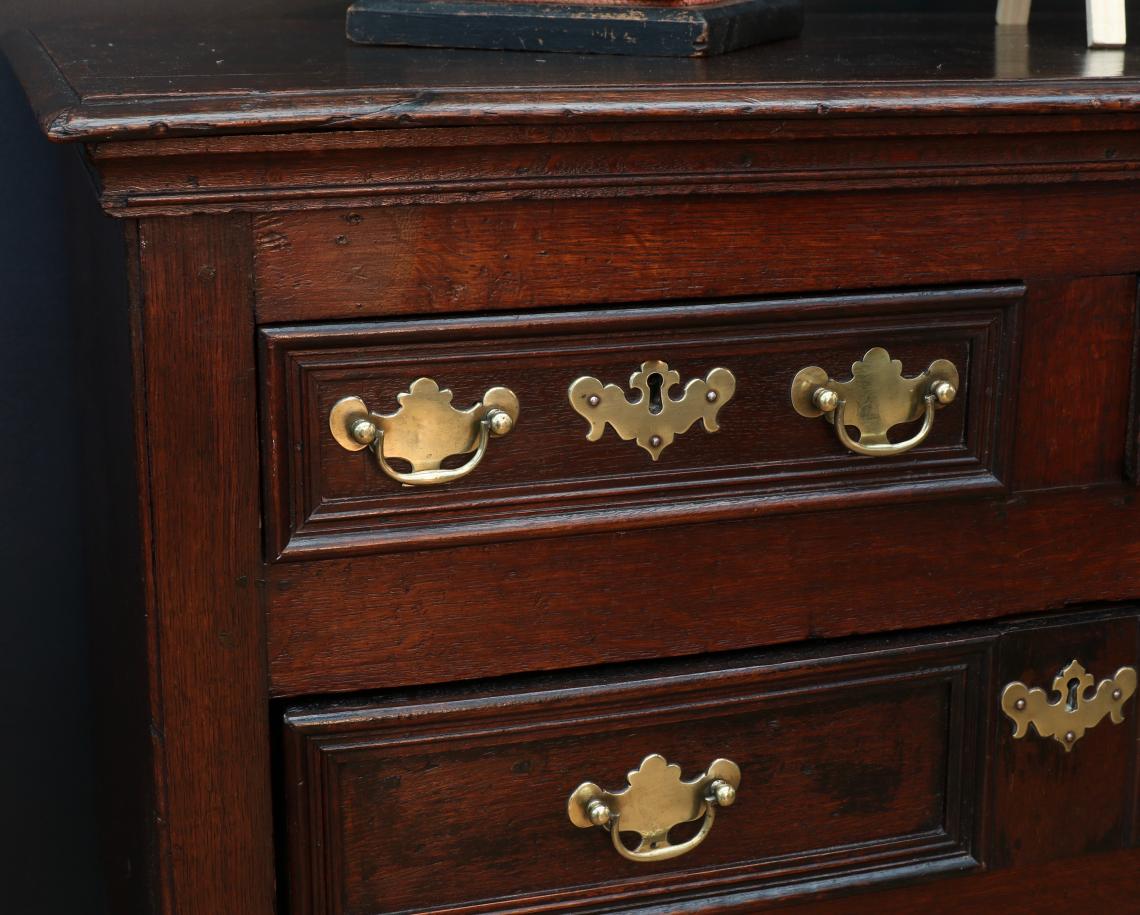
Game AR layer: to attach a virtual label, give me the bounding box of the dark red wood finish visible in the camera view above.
[9,16,1140,142]
[1013,275,1137,490]
[282,609,1140,914]
[990,613,1140,866]
[266,488,1140,696]
[261,286,1017,558]
[785,848,1140,913]
[135,215,277,914]
[6,11,1140,915]
[75,115,1140,216]
[250,188,1140,323]
[285,630,992,915]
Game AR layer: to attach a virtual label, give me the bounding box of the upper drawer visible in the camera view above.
[261,285,1018,560]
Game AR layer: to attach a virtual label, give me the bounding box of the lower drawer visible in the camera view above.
[284,635,988,913]
[281,610,1139,914]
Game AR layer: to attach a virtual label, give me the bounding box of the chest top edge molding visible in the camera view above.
[71,114,1140,217]
[8,12,1140,145]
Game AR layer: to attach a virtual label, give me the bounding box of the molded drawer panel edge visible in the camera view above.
[260,285,1019,561]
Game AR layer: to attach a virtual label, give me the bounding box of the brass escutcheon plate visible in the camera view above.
[568,360,735,461]
[1002,660,1137,751]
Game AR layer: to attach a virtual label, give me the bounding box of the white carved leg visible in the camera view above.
[1087,0,1127,48]
[996,0,1031,26]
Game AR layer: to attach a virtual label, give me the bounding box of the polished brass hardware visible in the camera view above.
[568,360,735,460]
[329,379,519,486]
[791,347,959,457]
[568,754,740,862]
[1001,660,1137,752]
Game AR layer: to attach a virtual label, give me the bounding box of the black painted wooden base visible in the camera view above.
[345,0,803,57]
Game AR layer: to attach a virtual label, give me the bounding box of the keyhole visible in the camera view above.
[647,373,664,414]
[1065,678,1081,710]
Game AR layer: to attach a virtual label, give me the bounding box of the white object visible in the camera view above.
[996,0,1127,48]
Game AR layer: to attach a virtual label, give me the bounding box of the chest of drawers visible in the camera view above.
[6,12,1140,914]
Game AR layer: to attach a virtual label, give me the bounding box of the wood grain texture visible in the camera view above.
[1013,275,1137,490]
[136,215,275,915]
[1134,617,1140,846]
[284,632,990,914]
[267,487,1140,696]
[989,613,1140,866]
[782,847,1140,914]
[1128,277,1140,484]
[70,113,1140,216]
[260,287,1017,559]
[252,184,1140,322]
[9,15,1140,142]
[9,9,1140,913]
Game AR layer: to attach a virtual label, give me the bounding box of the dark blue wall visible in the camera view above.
[0,53,101,915]
[0,5,339,909]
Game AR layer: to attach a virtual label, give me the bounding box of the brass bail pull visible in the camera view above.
[790,347,959,457]
[329,380,519,487]
[568,754,740,863]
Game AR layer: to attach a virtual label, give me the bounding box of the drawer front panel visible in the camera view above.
[991,612,1140,866]
[261,285,1018,560]
[284,635,990,914]
[251,186,1140,325]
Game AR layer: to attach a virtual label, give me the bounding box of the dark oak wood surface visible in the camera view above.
[989,613,1140,867]
[76,112,1140,216]
[134,215,276,915]
[251,186,1140,320]
[7,9,1140,914]
[1013,275,1137,490]
[285,630,992,914]
[267,487,1140,696]
[282,609,1138,914]
[261,286,1015,558]
[9,14,1140,140]
[785,847,1140,913]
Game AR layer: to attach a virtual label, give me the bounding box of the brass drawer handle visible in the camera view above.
[568,360,736,461]
[791,347,958,457]
[329,379,519,487]
[568,754,740,863]
[1002,660,1137,752]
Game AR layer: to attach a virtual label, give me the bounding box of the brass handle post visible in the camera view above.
[568,754,740,863]
[791,347,958,458]
[329,380,519,487]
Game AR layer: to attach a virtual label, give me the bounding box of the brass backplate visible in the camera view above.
[568,754,740,862]
[568,360,735,460]
[329,380,519,486]
[1001,660,1137,751]
[371,379,518,472]
[791,347,958,455]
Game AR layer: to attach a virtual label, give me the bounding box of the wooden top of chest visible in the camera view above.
[6,12,1140,143]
